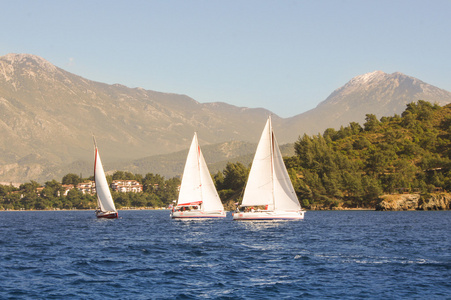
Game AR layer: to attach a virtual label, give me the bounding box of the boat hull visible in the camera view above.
[171,210,226,219]
[96,211,118,219]
[233,210,304,220]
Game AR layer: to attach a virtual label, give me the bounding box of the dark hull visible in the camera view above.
[96,211,118,219]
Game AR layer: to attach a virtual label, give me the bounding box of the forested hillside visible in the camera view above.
[289,100,451,209]
[1,101,450,211]
[205,101,451,210]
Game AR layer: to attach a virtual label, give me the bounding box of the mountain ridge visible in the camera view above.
[1,53,450,182]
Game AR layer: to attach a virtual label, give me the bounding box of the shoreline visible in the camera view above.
[0,207,169,212]
[2,208,449,212]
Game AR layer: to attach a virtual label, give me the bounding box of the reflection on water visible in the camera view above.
[236,219,301,231]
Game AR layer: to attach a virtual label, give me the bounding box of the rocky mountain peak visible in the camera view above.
[322,71,437,107]
[0,53,57,81]
[288,70,451,139]
[348,70,387,85]
[2,53,44,64]
[340,71,423,91]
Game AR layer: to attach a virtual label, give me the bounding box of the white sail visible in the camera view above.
[94,145,117,213]
[177,133,224,212]
[241,117,301,211]
[198,143,224,212]
[272,131,301,211]
[241,119,274,209]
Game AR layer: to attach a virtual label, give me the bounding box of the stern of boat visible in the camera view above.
[96,211,118,219]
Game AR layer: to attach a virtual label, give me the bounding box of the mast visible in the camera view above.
[93,135,97,183]
[92,135,101,209]
[195,132,204,209]
[269,116,276,210]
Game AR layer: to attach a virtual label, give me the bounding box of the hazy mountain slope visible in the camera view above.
[39,140,259,182]
[0,54,274,163]
[1,54,451,183]
[0,54,277,181]
[21,140,295,183]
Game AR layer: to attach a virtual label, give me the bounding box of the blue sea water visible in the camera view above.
[0,210,450,299]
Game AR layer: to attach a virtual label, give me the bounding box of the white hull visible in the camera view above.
[171,210,226,219]
[233,210,304,220]
[174,133,226,217]
[239,117,304,216]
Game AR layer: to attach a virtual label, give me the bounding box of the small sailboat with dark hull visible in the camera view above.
[93,137,118,219]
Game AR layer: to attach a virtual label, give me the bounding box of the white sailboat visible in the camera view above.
[93,137,118,219]
[171,133,226,219]
[233,117,305,220]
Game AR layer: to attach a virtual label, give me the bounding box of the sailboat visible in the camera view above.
[233,117,305,220]
[93,137,118,219]
[171,133,226,219]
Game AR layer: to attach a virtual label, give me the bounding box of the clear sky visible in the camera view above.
[1,0,450,118]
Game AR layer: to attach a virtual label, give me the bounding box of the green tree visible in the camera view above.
[112,171,125,180]
[20,181,40,194]
[65,189,83,209]
[156,177,181,205]
[294,134,314,169]
[323,128,337,141]
[222,162,249,191]
[62,173,82,186]
[146,193,163,207]
[213,171,225,191]
[142,173,166,193]
[130,193,146,207]
[43,180,63,197]
[114,192,130,208]
[362,176,382,202]
[363,114,380,132]
[349,122,363,135]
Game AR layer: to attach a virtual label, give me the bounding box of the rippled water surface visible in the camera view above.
[0,210,450,299]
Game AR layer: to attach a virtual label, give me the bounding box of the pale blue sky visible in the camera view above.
[1,0,450,118]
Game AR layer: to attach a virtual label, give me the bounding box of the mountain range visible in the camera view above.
[1,53,450,183]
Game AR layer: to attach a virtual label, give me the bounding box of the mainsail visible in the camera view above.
[241,117,301,211]
[94,141,117,213]
[177,133,224,212]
